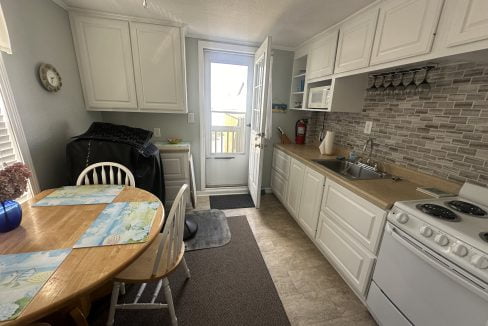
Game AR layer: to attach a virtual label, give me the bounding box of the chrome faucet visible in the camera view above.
[362,137,375,164]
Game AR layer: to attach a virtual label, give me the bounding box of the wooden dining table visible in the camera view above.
[0,187,165,326]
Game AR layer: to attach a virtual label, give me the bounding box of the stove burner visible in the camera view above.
[416,204,459,221]
[446,200,487,217]
[481,232,488,243]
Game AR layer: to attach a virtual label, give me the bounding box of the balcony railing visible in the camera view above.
[211,126,244,154]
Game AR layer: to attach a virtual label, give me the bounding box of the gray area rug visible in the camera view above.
[88,216,291,326]
[185,209,231,251]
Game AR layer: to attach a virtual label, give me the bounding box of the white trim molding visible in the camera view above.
[0,54,40,194]
[197,186,250,196]
[197,40,256,192]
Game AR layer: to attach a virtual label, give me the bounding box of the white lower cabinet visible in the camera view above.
[271,148,291,205]
[271,169,287,203]
[315,212,376,296]
[271,150,387,298]
[297,167,325,239]
[315,179,387,297]
[160,150,191,208]
[322,180,387,253]
[285,158,306,219]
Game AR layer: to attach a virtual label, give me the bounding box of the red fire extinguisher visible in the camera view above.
[295,119,307,144]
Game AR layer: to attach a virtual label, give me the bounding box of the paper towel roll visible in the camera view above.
[324,131,335,155]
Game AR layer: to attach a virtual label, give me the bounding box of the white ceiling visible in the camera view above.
[60,0,374,48]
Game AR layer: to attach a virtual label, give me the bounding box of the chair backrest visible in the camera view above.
[76,162,136,187]
[152,184,189,277]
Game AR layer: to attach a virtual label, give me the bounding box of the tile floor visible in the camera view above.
[195,194,377,326]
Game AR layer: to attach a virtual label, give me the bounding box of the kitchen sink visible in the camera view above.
[312,159,390,180]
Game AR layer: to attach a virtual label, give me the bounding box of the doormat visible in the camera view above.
[209,194,255,209]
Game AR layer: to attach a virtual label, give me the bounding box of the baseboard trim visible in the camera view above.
[198,187,249,196]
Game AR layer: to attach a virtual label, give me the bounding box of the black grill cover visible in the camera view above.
[66,122,165,202]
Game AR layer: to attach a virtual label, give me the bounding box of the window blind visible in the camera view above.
[0,106,18,167]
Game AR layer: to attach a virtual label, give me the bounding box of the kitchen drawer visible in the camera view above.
[322,179,387,253]
[272,148,290,177]
[271,168,287,203]
[315,211,375,296]
[160,152,189,181]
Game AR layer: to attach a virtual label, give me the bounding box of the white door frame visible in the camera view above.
[197,40,256,194]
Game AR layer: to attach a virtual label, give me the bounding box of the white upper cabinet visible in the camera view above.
[130,23,186,113]
[370,0,444,65]
[443,0,488,47]
[70,12,187,113]
[335,9,379,73]
[306,30,339,81]
[70,14,137,110]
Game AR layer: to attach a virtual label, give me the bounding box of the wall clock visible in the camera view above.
[39,63,62,92]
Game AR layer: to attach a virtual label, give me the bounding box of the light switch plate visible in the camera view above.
[153,128,161,137]
[364,121,373,134]
[188,112,195,123]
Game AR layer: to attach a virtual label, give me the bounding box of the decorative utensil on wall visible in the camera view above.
[366,66,434,97]
[38,63,62,92]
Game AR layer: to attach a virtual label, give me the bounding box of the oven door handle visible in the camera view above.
[386,223,488,300]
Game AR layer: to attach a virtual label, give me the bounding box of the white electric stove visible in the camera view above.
[367,183,488,326]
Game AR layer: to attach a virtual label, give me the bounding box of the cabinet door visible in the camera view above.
[322,179,387,253]
[306,30,338,80]
[271,169,287,203]
[70,14,137,110]
[297,167,325,239]
[160,152,189,181]
[285,158,305,219]
[444,0,488,47]
[272,148,290,177]
[335,9,378,73]
[370,0,444,65]
[130,23,187,113]
[315,212,375,296]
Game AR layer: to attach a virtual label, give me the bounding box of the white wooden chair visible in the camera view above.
[106,184,190,326]
[76,162,135,187]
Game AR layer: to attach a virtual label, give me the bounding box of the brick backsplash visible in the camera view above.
[306,61,488,187]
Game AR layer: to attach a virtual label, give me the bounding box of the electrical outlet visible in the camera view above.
[364,121,373,134]
[187,112,195,123]
[153,128,161,137]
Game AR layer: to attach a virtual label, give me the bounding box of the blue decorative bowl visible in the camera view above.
[0,200,22,233]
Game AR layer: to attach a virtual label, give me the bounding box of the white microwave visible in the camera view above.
[308,86,332,109]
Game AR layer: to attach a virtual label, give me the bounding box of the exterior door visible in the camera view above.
[248,36,271,208]
[204,50,254,187]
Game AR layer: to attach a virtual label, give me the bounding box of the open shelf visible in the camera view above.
[293,73,306,78]
[291,91,304,95]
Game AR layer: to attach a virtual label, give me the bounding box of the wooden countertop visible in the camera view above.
[275,144,462,210]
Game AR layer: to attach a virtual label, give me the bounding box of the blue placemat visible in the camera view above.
[0,248,71,321]
[33,185,124,206]
[74,201,160,248]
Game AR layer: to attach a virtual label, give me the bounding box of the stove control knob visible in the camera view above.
[420,226,433,237]
[396,213,409,224]
[470,255,488,270]
[452,243,468,257]
[434,234,449,246]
